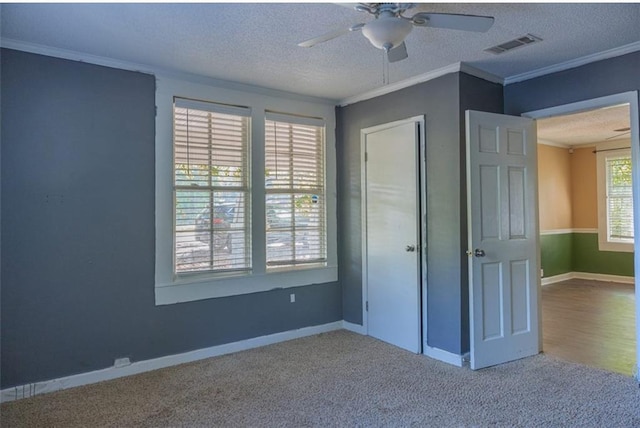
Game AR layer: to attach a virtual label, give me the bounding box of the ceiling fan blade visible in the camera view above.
[334,3,377,13]
[334,3,361,10]
[298,28,351,48]
[298,23,364,48]
[411,13,494,33]
[387,42,408,63]
[606,131,632,140]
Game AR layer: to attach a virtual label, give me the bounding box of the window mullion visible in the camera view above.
[288,124,296,261]
[208,112,214,268]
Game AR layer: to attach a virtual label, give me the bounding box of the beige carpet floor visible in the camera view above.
[2,330,639,427]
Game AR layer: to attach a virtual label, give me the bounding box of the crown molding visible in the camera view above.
[504,40,640,86]
[338,62,462,107]
[0,38,337,106]
[537,139,570,149]
[459,63,504,85]
[338,62,503,107]
[1,38,156,75]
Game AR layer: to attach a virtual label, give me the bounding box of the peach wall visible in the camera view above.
[570,147,597,228]
[538,144,572,231]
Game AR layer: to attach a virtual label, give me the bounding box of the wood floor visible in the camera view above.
[542,279,637,375]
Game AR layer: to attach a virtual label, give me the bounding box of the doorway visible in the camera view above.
[525,92,639,376]
[361,116,425,354]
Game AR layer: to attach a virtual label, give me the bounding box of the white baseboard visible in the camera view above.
[542,271,634,286]
[541,272,575,286]
[571,272,635,284]
[423,346,464,367]
[1,321,343,403]
[342,321,366,334]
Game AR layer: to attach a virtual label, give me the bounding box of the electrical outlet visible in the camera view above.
[290,293,295,303]
[114,357,131,368]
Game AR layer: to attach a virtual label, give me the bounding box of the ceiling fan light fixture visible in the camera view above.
[362,16,413,51]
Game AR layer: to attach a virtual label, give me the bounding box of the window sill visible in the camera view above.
[155,265,338,305]
[598,239,634,253]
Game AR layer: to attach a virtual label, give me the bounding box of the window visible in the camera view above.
[156,76,337,305]
[597,148,634,252]
[173,98,251,274]
[265,113,326,269]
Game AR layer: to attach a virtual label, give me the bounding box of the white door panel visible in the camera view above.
[466,110,539,370]
[364,120,421,353]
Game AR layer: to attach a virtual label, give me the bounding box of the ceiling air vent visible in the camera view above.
[484,34,542,55]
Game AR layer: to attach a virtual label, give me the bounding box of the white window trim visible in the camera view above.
[155,76,337,305]
[596,140,633,253]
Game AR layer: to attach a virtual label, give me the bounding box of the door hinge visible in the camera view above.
[366,301,369,311]
[365,152,368,162]
[155,106,158,117]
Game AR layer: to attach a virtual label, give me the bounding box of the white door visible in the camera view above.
[363,119,422,353]
[466,110,540,370]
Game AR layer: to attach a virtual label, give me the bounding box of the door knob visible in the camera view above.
[474,249,485,257]
[405,245,416,252]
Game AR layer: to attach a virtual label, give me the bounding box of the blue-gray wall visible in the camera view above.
[336,73,502,355]
[504,51,640,116]
[0,49,341,388]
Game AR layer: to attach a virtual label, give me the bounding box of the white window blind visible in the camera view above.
[605,152,634,242]
[173,97,251,274]
[265,113,326,268]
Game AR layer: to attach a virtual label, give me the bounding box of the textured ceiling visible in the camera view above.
[537,104,631,146]
[1,3,639,101]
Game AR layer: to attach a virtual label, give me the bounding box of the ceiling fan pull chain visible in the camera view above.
[385,51,390,85]
[381,51,385,85]
[382,50,390,85]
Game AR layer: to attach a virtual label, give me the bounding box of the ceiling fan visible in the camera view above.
[298,3,495,63]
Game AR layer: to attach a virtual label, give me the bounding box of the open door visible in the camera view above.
[466,110,540,370]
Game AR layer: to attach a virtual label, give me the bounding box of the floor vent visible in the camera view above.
[484,34,542,55]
